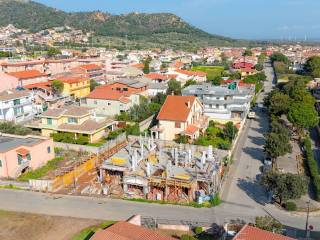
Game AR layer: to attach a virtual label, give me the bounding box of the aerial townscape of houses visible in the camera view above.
[1,23,320,240]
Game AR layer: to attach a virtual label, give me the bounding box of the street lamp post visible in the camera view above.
[305,200,310,239]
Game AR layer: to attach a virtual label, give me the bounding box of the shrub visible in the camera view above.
[180,235,197,240]
[284,201,297,211]
[194,226,203,235]
[209,194,222,206]
[304,137,320,201]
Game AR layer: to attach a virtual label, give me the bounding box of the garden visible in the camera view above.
[193,121,238,150]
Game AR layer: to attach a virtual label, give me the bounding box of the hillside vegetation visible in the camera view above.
[0,0,252,49]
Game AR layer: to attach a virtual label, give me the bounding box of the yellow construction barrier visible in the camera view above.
[52,156,97,191]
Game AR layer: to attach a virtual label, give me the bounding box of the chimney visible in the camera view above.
[186,101,191,108]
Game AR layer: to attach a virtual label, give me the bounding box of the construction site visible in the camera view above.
[97,135,228,203]
[32,133,228,204]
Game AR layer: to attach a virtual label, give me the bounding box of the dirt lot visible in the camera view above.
[0,210,102,240]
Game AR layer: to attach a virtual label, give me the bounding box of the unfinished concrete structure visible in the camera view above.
[99,134,227,203]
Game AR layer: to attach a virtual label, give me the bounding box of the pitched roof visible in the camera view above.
[55,76,89,84]
[7,70,48,80]
[91,221,175,240]
[24,81,51,89]
[233,225,295,240]
[157,95,198,122]
[58,119,115,133]
[41,106,93,118]
[174,69,206,77]
[86,87,132,103]
[0,89,30,101]
[79,63,102,71]
[145,73,177,80]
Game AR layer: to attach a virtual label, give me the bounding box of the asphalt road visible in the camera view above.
[0,63,320,234]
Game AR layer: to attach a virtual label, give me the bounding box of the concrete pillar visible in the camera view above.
[123,183,128,193]
[99,168,104,183]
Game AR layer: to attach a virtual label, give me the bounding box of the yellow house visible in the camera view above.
[56,76,90,99]
[26,106,116,143]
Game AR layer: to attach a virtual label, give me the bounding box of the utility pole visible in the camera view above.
[305,200,310,239]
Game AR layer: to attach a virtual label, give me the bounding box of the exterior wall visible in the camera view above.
[0,138,54,178]
[0,73,19,92]
[158,120,183,141]
[90,129,106,143]
[0,94,36,123]
[19,76,48,87]
[82,94,140,117]
[62,80,90,99]
[147,88,167,97]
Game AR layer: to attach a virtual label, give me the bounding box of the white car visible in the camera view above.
[247,111,256,119]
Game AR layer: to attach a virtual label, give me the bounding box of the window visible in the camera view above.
[216,104,219,109]
[68,117,78,124]
[224,104,227,109]
[108,102,111,106]
[13,99,20,106]
[26,153,31,161]
[47,146,51,153]
[47,118,53,125]
[14,107,23,116]
[0,160,2,167]
[175,122,181,128]
[17,154,23,165]
[123,88,128,91]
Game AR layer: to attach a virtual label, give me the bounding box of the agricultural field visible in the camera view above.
[191,66,225,80]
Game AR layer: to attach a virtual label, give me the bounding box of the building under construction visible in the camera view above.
[99,135,228,203]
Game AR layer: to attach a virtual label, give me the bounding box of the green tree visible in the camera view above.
[305,56,320,78]
[223,122,238,140]
[288,102,318,129]
[261,172,308,204]
[255,63,264,71]
[151,93,167,105]
[51,80,64,95]
[90,80,100,91]
[255,216,283,234]
[47,47,61,57]
[243,49,253,56]
[258,53,267,62]
[270,52,289,64]
[167,79,182,95]
[184,79,197,87]
[268,91,290,115]
[211,76,221,86]
[143,56,152,74]
[265,132,292,159]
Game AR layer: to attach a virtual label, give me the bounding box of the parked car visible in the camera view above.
[247,111,256,119]
[264,155,272,165]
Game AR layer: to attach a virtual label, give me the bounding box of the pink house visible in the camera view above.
[0,134,55,178]
[7,70,49,87]
[0,72,19,92]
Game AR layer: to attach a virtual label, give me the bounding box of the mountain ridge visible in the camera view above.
[0,0,248,49]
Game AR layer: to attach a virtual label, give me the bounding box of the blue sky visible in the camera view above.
[36,0,320,40]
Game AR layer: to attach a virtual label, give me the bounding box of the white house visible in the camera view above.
[0,89,36,123]
[182,83,254,123]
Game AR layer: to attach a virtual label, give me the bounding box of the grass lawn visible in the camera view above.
[191,66,224,80]
[17,157,64,182]
[87,138,107,147]
[71,221,116,240]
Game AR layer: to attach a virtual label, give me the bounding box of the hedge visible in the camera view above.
[303,137,320,201]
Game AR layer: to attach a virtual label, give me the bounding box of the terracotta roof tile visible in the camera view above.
[86,86,133,102]
[91,221,175,240]
[7,70,48,80]
[233,225,295,240]
[79,63,102,71]
[157,95,197,122]
[185,124,199,135]
[55,76,89,84]
[16,148,29,156]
